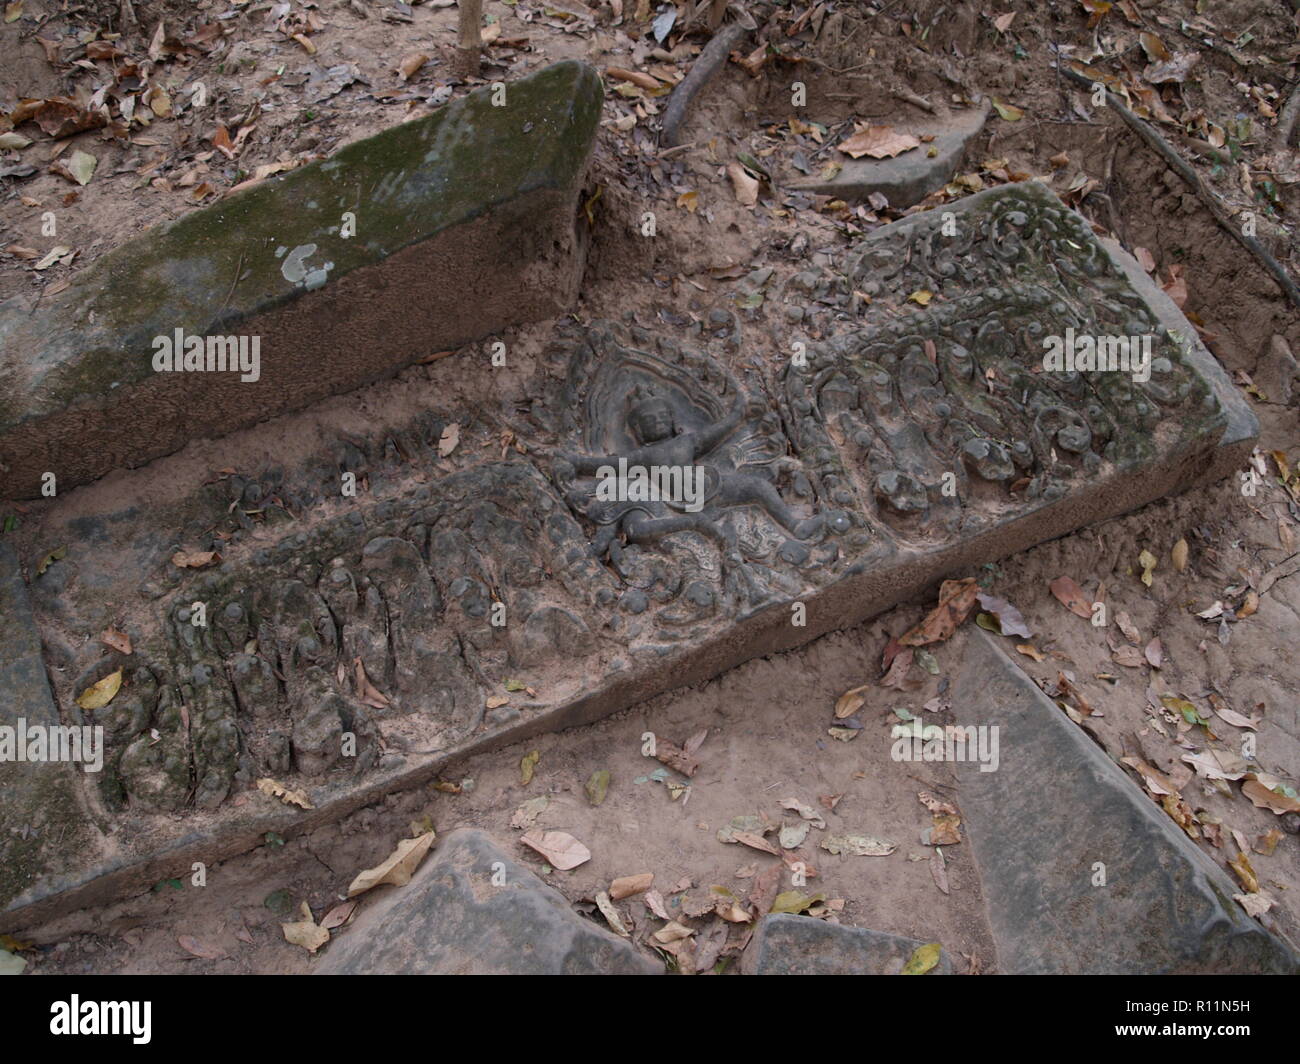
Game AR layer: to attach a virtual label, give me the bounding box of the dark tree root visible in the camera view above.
[1060,64,1300,313]
[659,23,750,149]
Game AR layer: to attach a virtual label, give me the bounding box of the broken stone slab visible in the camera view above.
[0,60,602,501]
[314,828,661,974]
[951,629,1299,974]
[742,914,951,975]
[787,99,989,208]
[1,182,1259,931]
[0,544,99,917]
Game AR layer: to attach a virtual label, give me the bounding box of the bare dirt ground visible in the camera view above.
[3,0,1300,973]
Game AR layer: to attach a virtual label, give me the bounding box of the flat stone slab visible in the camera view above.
[0,61,602,501]
[788,100,989,208]
[315,828,661,974]
[1,181,1258,931]
[951,629,1299,974]
[743,914,951,975]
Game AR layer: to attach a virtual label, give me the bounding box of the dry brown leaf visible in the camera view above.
[1228,851,1259,894]
[353,657,390,709]
[347,832,436,897]
[177,934,225,959]
[256,776,314,810]
[282,902,330,953]
[732,831,781,856]
[644,889,670,920]
[520,830,591,870]
[1049,575,1093,619]
[1242,779,1300,815]
[606,67,661,91]
[1171,537,1188,572]
[880,646,918,688]
[610,872,653,900]
[899,578,979,646]
[397,53,428,81]
[319,900,358,929]
[834,683,870,719]
[838,124,920,159]
[727,162,759,206]
[1112,644,1146,668]
[100,626,133,655]
[1122,756,1175,796]
[654,740,700,777]
[172,549,219,569]
[1255,829,1284,856]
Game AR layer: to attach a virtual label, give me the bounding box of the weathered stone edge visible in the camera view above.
[953,629,1299,974]
[741,913,953,975]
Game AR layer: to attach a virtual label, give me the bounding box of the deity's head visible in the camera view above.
[628,383,674,443]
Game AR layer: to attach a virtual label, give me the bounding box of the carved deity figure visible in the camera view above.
[553,383,823,566]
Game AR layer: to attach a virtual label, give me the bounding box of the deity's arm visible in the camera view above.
[560,450,623,474]
[694,388,746,455]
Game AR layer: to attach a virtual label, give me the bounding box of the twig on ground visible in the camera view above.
[660,22,749,148]
[1059,64,1300,313]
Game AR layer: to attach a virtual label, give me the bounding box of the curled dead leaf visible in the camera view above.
[346,832,436,897]
[256,776,314,810]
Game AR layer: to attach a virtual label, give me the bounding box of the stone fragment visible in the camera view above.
[950,629,1299,974]
[0,61,603,500]
[742,914,952,975]
[789,99,989,207]
[314,829,662,974]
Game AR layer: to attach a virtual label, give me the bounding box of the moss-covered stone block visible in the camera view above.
[0,60,603,500]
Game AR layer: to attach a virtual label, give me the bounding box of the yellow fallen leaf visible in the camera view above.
[992,99,1024,122]
[1171,537,1188,572]
[1228,851,1259,894]
[346,832,436,898]
[908,289,933,306]
[834,683,870,719]
[902,942,942,974]
[282,902,330,952]
[76,669,123,710]
[172,549,220,569]
[520,749,539,785]
[1015,643,1046,662]
[257,777,314,810]
[1138,549,1157,587]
